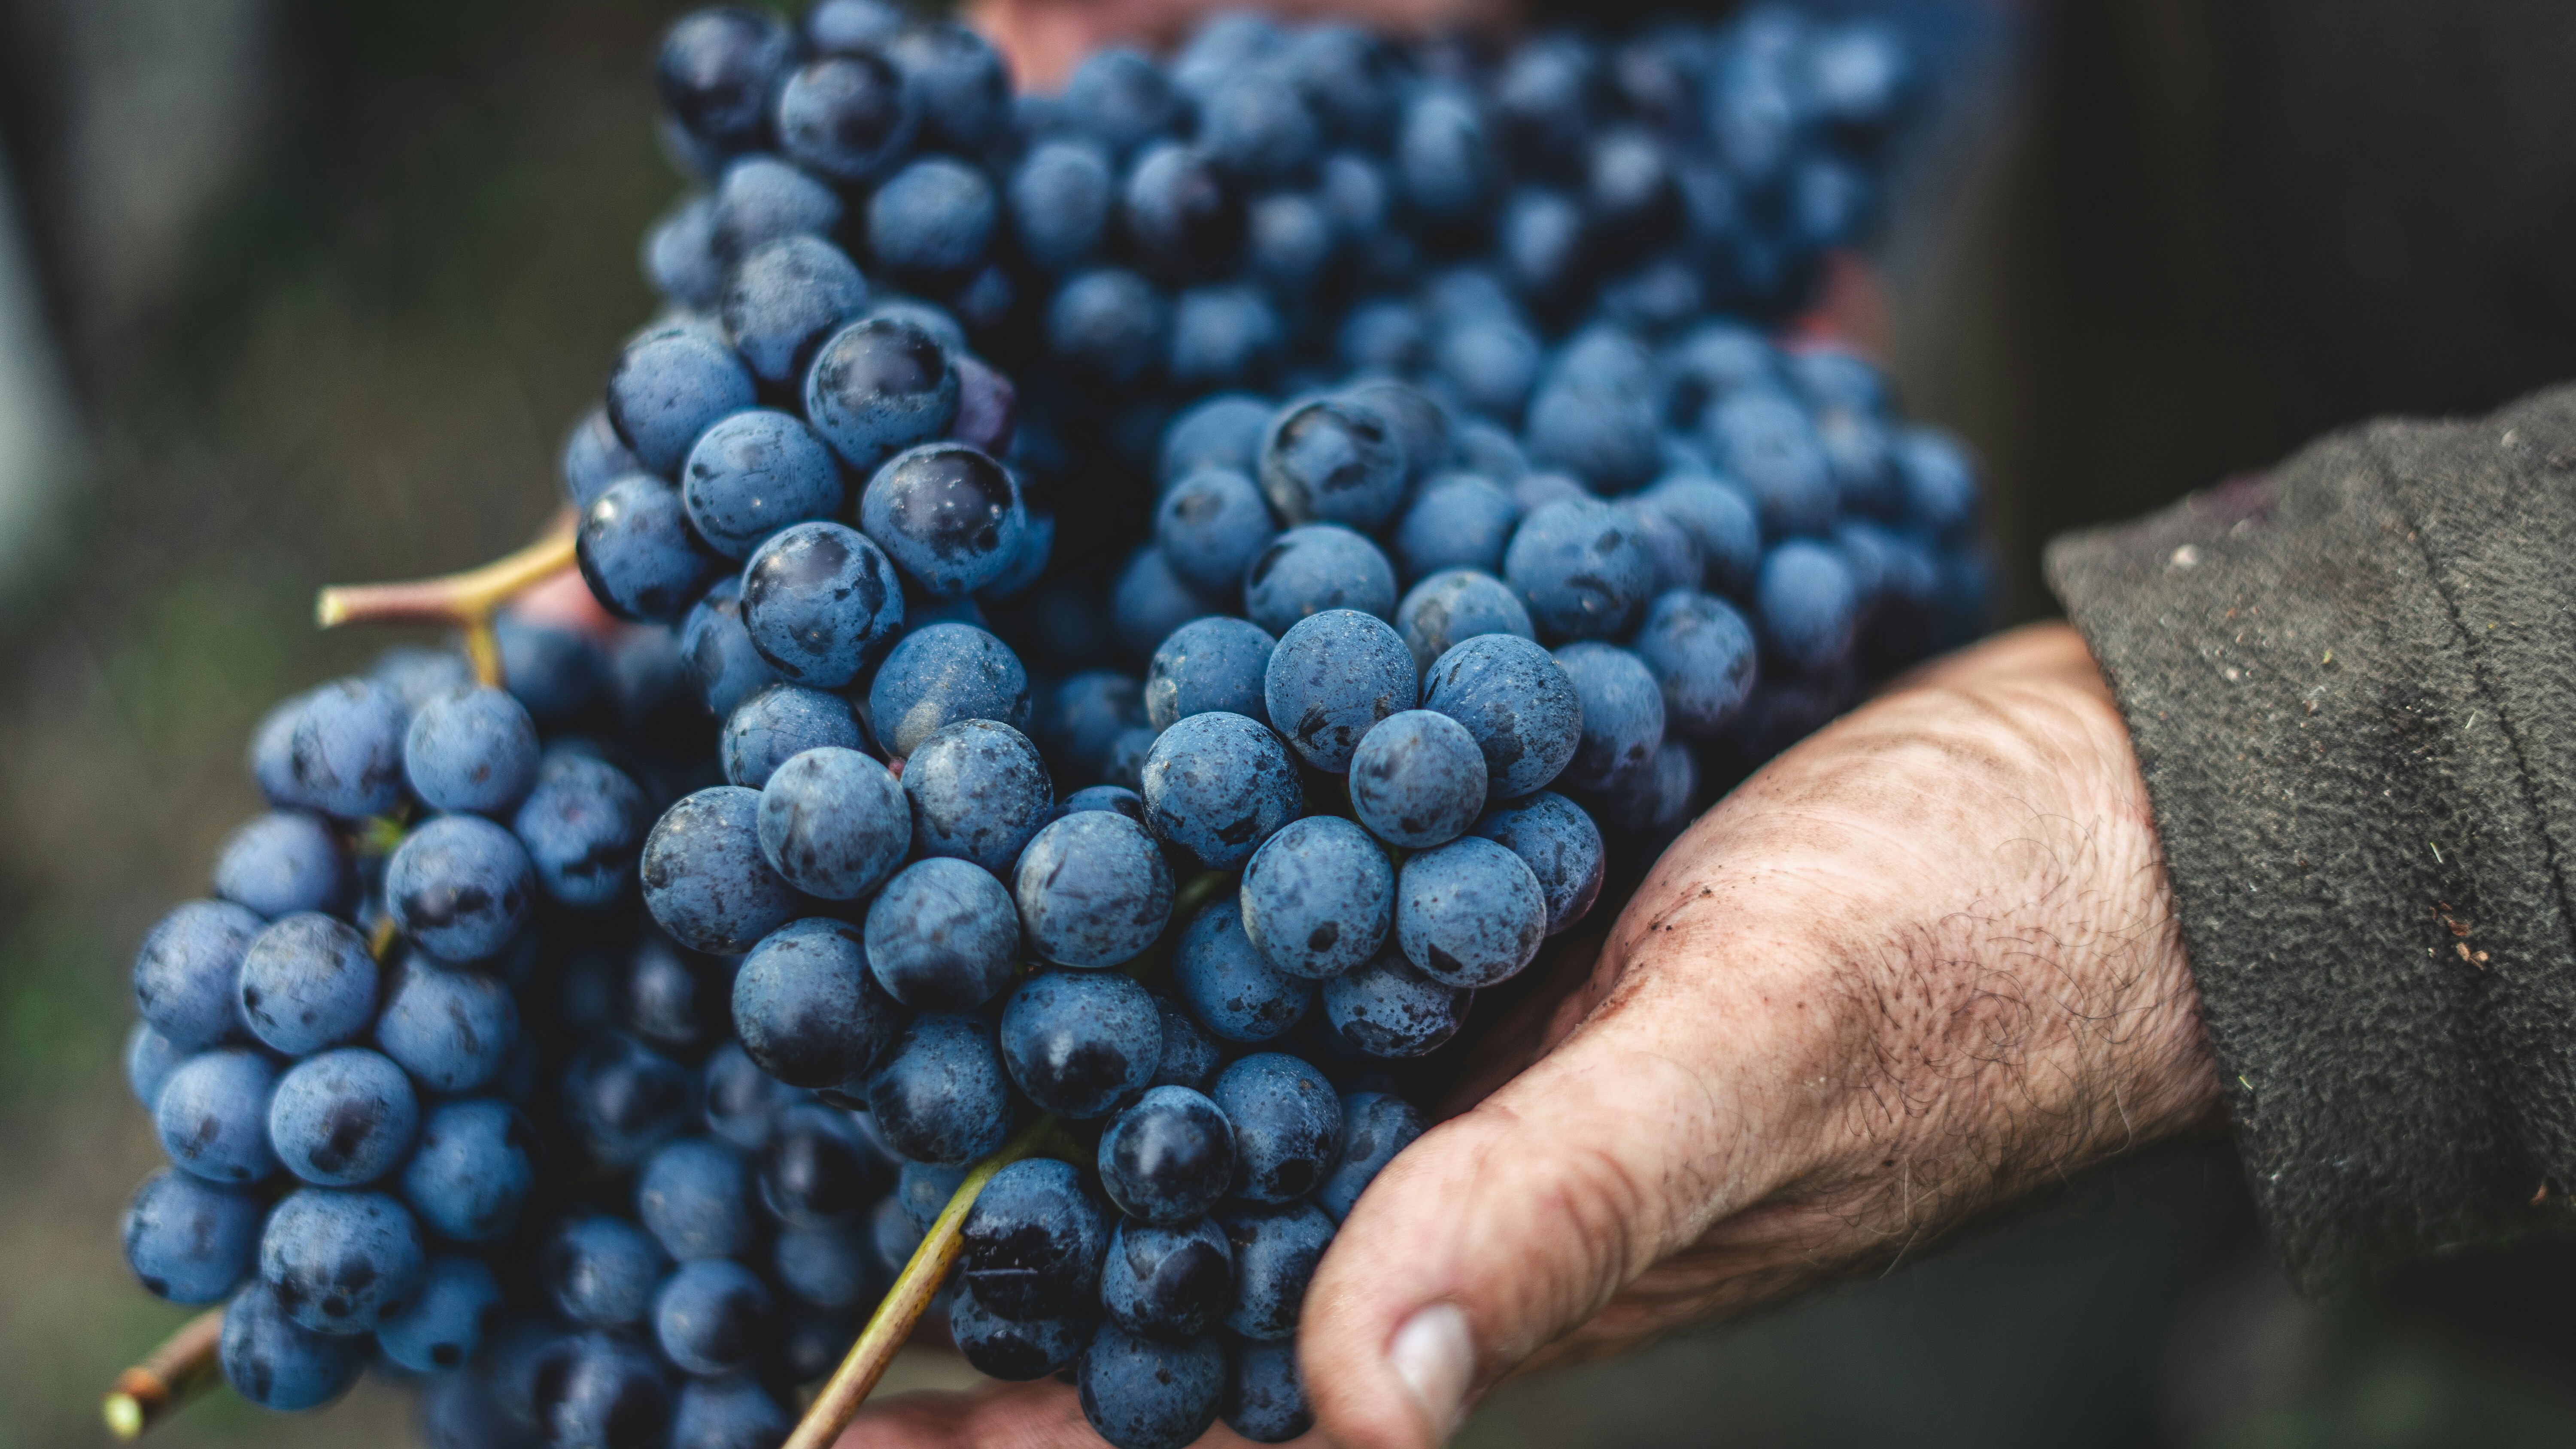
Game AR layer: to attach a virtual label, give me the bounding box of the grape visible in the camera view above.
[774,1219,881,1311]
[1223,1337,1314,1442]
[960,1158,1110,1320]
[904,717,1054,874]
[1394,473,1520,582]
[653,1259,773,1375]
[512,753,650,908]
[1173,895,1312,1044]
[1148,994,1226,1094]
[1246,192,1331,288]
[1264,609,1415,773]
[863,857,1020,1011]
[738,521,907,688]
[673,1374,794,1449]
[606,325,757,478]
[1167,286,1283,390]
[236,913,377,1055]
[1349,709,1488,849]
[700,1041,790,1149]
[1513,470,1587,514]
[1635,589,1759,736]
[122,1168,261,1303]
[709,155,844,263]
[868,158,998,279]
[548,1213,670,1328]
[1070,47,1187,157]
[645,194,723,308]
[1099,1085,1237,1225]
[866,1014,1014,1164]
[730,917,897,1089]
[1050,268,1171,383]
[124,1020,183,1109]
[1122,143,1245,279]
[887,21,1012,152]
[1505,497,1659,640]
[1209,1054,1340,1203]
[1316,1089,1428,1222]
[867,622,1031,754]
[753,746,909,903]
[1341,298,1427,375]
[1101,1217,1233,1340]
[655,7,794,154]
[402,1099,535,1242]
[1470,790,1607,938]
[537,1331,673,1449]
[637,1137,756,1261]
[1159,394,1271,485]
[950,1292,1097,1380]
[1216,1200,1334,1341]
[563,405,647,512]
[803,317,961,476]
[1145,615,1275,729]
[267,1047,419,1187]
[1394,567,1537,676]
[212,811,349,920]
[1555,641,1668,793]
[133,900,260,1051]
[580,473,719,623]
[495,619,609,725]
[562,1031,698,1167]
[1421,632,1583,800]
[259,1187,426,1334]
[622,934,735,1058]
[278,678,410,818]
[1257,397,1403,529]
[721,684,863,789]
[644,786,803,953]
[680,577,785,719]
[682,406,848,560]
[1001,969,1163,1119]
[1758,539,1862,670]
[1139,711,1300,870]
[219,1280,368,1411]
[377,1255,501,1372]
[1080,1325,1225,1449]
[387,815,536,964]
[1013,810,1175,967]
[1009,141,1116,272]
[1322,945,1472,1058]
[375,960,518,1093]
[1620,497,1707,596]
[777,50,918,183]
[1154,470,1276,598]
[1397,85,1491,220]
[1243,524,1397,637]
[759,1101,893,1225]
[1239,815,1393,980]
[403,686,540,815]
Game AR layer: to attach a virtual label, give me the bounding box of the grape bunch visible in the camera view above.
[112,6,1983,1449]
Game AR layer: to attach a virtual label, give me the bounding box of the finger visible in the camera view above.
[1298,922,1849,1449]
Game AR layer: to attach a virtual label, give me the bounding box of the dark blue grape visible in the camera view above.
[1159,394,1272,485]
[260,1186,425,1335]
[887,22,1012,153]
[863,856,1018,1011]
[776,50,917,184]
[1316,1089,1428,1222]
[548,1213,669,1328]
[1498,187,1588,309]
[1595,737,1699,835]
[738,521,906,689]
[903,717,1052,873]
[1041,672,1146,779]
[1394,568,1537,677]
[979,506,1051,599]
[1896,426,1981,541]
[1435,315,1543,421]
[1242,524,1397,637]
[1168,286,1284,390]
[1704,389,1836,538]
[1634,589,1758,736]
[1101,1216,1232,1341]
[642,785,803,954]
[123,1168,261,1303]
[1323,944,1471,1058]
[1149,992,1224,1093]
[709,155,843,263]
[370,644,474,717]
[1394,473,1519,583]
[1223,1337,1313,1443]
[1048,268,1170,384]
[1555,641,1665,792]
[1201,70,1321,183]
[133,899,260,1051]
[375,957,518,1093]
[1112,546,1222,660]
[535,1331,672,1449]
[1012,811,1174,968]
[1643,472,1762,594]
[1238,815,1391,982]
[1173,891,1312,1046]
[1008,140,1115,272]
[219,1281,367,1411]
[999,969,1162,1119]
[494,619,609,727]
[754,746,909,902]
[213,810,349,921]
[1099,1084,1237,1225]
[637,1136,755,1262]
[950,1293,1096,1381]
[1080,1325,1225,1449]
[1065,46,1182,156]
[1122,143,1245,279]
[402,1099,535,1243]
[645,194,724,308]
[580,473,719,623]
[774,1219,881,1311]
[731,917,897,1089]
[415,1364,523,1449]
[682,406,847,560]
[388,814,536,964]
[125,1021,183,1109]
[237,912,377,1055]
[868,158,998,280]
[674,1376,794,1449]
[866,1013,1014,1164]
[377,1254,501,1373]
[1340,299,1427,376]
[563,405,645,511]
[860,444,1029,599]
[1350,709,1488,849]
[562,1031,697,1168]
[267,1047,418,1187]
[281,677,411,819]
[1263,609,1415,773]
[513,753,651,909]
[619,931,740,1055]
[722,684,863,789]
[1757,539,1860,670]
[896,1159,968,1232]
[653,1258,772,1375]
[1515,468,1589,513]
[404,686,539,815]
[1470,790,1605,937]
[1144,616,1274,731]
[1216,1198,1334,1340]
[607,324,756,477]
[656,7,793,153]
[803,317,960,474]
[1248,191,1333,289]
[1259,397,1403,530]
[1396,85,1489,220]
[1209,1054,1340,1203]
[960,1157,1110,1320]
[1421,631,1583,800]
[1620,496,1707,595]
[701,1041,791,1149]
[1138,711,1300,872]
[1343,379,1452,484]
[1504,497,1658,641]
[1396,836,1546,988]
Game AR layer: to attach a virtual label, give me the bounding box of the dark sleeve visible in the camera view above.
[2044,382,2576,1291]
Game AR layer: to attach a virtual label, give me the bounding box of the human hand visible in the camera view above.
[838,620,2222,1449]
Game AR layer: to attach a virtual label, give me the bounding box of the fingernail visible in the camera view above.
[1388,1302,1474,1443]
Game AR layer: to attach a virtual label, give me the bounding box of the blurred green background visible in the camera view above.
[0,1,2572,1446]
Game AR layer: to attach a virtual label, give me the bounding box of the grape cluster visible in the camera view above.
[115,6,1983,1449]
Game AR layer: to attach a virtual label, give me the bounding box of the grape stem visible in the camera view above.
[101,1307,224,1440]
[783,1114,1060,1449]
[313,510,578,687]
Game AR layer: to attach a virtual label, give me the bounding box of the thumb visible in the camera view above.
[1297,935,1841,1449]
